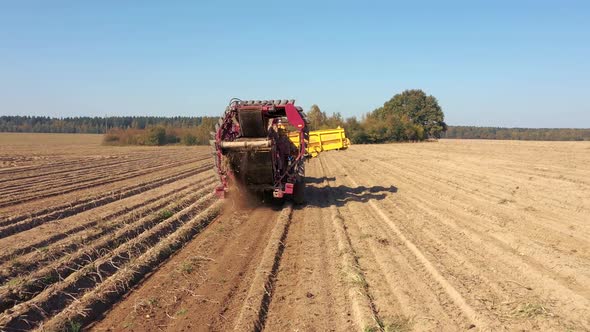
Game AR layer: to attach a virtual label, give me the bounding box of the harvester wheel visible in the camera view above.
[293,179,305,205]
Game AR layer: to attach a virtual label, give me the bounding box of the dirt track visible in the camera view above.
[1,134,589,331]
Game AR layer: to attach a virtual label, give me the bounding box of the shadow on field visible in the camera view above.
[302,176,397,208]
[305,176,336,184]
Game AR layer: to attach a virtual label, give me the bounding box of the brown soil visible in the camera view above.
[89,203,287,332]
[0,134,589,331]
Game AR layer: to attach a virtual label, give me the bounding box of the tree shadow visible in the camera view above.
[302,176,397,208]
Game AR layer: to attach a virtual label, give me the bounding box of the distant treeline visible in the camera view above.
[0,116,211,134]
[444,126,590,141]
[103,120,217,146]
[3,101,589,144]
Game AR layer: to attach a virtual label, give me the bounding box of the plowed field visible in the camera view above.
[1,133,589,331]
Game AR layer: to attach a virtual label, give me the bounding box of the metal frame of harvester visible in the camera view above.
[212,98,309,203]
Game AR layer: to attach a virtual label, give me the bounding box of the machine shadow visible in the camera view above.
[302,176,397,208]
[305,176,336,184]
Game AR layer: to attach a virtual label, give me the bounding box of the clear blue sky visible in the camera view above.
[1,1,588,127]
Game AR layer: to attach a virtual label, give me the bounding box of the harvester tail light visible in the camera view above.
[284,183,294,194]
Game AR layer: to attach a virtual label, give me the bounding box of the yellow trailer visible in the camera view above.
[289,126,351,158]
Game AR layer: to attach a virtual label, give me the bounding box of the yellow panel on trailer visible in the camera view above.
[289,127,351,158]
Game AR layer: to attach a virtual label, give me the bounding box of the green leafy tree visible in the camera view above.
[181,133,198,145]
[375,89,447,139]
[344,116,368,144]
[144,126,166,145]
[194,117,216,144]
[325,112,345,128]
[307,104,327,130]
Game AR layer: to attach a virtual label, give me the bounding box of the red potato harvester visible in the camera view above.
[211,98,309,204]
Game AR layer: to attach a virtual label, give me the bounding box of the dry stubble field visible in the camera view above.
[0,133,589,331]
